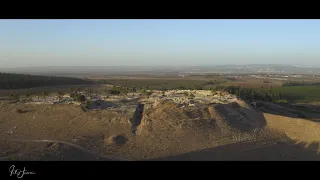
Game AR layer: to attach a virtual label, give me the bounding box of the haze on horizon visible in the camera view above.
[1,19,320,68]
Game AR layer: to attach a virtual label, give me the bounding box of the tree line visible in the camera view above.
[211,85,287,103]
[282,80,320,86]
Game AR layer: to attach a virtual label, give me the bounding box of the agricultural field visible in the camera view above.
[271,85,320,103]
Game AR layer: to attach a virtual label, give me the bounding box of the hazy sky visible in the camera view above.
[1,19,320,68]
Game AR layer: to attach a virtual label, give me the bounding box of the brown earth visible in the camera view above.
[1,99,320,161]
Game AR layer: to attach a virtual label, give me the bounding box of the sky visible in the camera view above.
[1,19,320,68]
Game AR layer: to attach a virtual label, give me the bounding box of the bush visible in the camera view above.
[189,93,195,99]
[146,91,152,97]
[108,89,121,95]
[71,92,86,102]
[84,100,91,109]
[76,94,86,102]
[16,108,24,113]
[273,99,288,104]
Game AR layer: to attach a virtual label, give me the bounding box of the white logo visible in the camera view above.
[9,165,36,178]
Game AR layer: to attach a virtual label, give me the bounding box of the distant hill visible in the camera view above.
[0,72,94,90]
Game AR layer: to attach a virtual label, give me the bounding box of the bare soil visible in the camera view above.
[1,94,320,161]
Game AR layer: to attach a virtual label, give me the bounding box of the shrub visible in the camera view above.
[189,93,195,99]
[146,91,152,97]
[273,99,288,104]
[76,94,86,102]
[108,89,121,95]
[10,93,20,100]
[84,100,91,109]
[16,108,24,113]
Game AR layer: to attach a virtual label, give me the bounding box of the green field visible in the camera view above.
[272,85,320,103]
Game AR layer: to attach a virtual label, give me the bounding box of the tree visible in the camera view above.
[25,90,32,101]
[10,93,20,101]
[69,88,74,94]
[42,91,49,102]
[141,88,147,96]
[279,92,283,99]
[124,86,129,94]
[265,92,272,102]
[57,92,65,102]
[77,94,86,102]
[133,86,137,95]
[161,87,166,97]
[189,92,195,99]
[108,86,121,95]
[36,92,41,101]
[76,88,81,93]
[84,100,91,109]
[146,91,152,98]
[85,89,93,100]
[210,88,217,96]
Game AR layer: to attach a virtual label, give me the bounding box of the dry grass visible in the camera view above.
[264,113,320,143]
[0,102,132,141]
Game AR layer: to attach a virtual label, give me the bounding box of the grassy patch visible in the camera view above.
[273,99,288,104]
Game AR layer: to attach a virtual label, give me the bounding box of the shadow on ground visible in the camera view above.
[254,100,320,121]
[211,102,267,133]
[148,139,320,161]
[88,100,119,110]
[130,103,144,134]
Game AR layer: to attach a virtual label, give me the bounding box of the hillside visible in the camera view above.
[1,88,319,161]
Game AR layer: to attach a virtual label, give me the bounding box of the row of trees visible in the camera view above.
[282,81,306,86]
[282,80,320,86]
[211,85,287,103]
